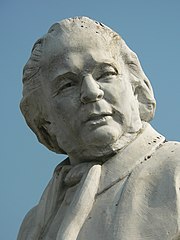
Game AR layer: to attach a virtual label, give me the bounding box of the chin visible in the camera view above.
[82,125,123,147]
[67,125,140,164]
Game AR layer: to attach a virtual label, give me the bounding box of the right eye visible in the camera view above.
[51,72,78,97]
[56,81,75,95]
[52,80,76,97]
[59,82,74,91]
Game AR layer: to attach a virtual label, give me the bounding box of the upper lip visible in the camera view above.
[86,112,112,122]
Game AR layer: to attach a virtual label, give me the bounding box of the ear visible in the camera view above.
[122,48,156,122]
[20,94,65,154]
[120,39,156,123]
[36,119,54,150]
[134,78,156,122]
[36,119,66,154]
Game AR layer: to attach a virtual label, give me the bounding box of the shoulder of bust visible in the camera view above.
[154,140,180,165]
[134,140,180,181]
[17,206,38,240]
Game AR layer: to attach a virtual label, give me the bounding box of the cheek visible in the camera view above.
[51,95,83,136]
[102,80,127,106]
[49,98,81,151]
[52,95,80,115]
[102,80,139,125]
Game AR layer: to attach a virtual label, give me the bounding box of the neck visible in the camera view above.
[68,126,143,165]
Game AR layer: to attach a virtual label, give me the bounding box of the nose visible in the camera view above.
[80,75,104,104]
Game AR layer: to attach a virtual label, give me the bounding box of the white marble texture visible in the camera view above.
[18,17,180,240]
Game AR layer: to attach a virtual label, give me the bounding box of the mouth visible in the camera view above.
[85,112,113,125]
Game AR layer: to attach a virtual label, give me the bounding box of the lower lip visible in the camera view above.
[87,116,112,126]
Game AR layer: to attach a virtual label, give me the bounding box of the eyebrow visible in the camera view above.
[51,61,118,82]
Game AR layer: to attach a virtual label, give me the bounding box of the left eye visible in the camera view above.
[97,71,117,80]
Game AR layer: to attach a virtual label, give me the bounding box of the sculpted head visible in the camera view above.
[21,17,156,164]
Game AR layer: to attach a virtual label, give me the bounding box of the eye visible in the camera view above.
[52,79,76,97]
[59,81,74,91]
[97,71,117,81]
[128,62,138,70]
[52,72,78,97]
[55,81,75,96]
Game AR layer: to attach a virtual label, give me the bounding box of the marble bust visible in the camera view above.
[18,17,180,240]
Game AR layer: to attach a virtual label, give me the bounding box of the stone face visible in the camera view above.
[18,17,180,240]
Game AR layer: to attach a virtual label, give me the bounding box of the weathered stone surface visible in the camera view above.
[18,17,180,240]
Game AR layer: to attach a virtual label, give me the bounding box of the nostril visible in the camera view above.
[80,89,104,104]
[98,89,104,98]
[81,95,91,104]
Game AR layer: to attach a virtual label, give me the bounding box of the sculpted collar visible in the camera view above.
[98,123,165,194]
[53,123,166,240]
[33,123,166,240]
[55,123,165,192]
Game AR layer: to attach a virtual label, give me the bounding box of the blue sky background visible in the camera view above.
[1,1,180,239]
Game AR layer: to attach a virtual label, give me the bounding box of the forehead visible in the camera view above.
[41,30,120,75]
